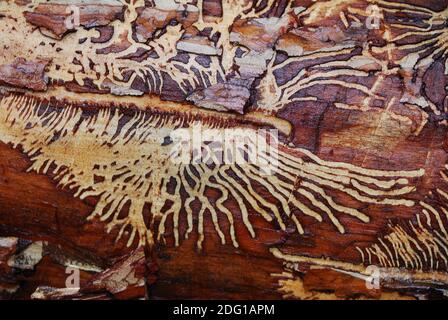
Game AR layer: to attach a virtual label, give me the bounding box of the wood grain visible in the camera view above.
[0,0,447,300]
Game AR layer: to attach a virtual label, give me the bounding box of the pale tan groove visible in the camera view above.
[422,209,433,227]
[283,0,447,129]
[256,46,383,113]
[420,202,448,238]
[0,1,224,96]
[358,197,448,272]
[356,247,365,263]
[297,148,424,178]
[378,238,395,267]
[300,0,359,25]
[372,0,448,73]
[275,47,356,71]
[256,0,434,124]
[270,248,448,285]
[270,248,365,273]
[300,181,369,223]
[0,92,424,248]
[297,188,345,233]
[371,0,435,14]
[195,0,281,73]
[287,157,410,189]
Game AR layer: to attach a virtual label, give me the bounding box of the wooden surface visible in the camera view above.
[0,0,447,300]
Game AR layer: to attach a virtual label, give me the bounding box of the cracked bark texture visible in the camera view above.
[0,0,447,300]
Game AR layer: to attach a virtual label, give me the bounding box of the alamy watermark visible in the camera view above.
[365,265,381,290]
[65,5,80,30]
[65,266,80,289]
[168,123,279,176]
[366,5,382,30]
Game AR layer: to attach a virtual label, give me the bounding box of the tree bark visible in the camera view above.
[0,0,447,300]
